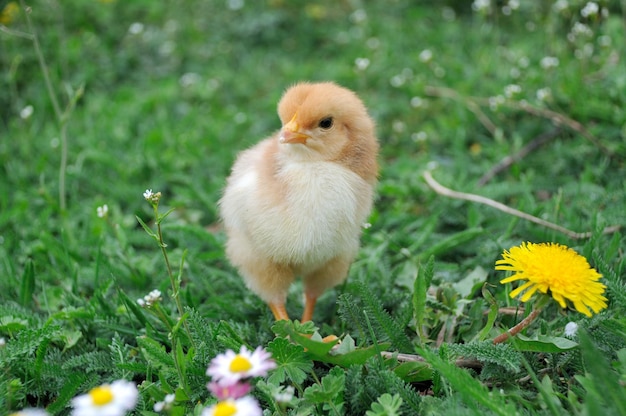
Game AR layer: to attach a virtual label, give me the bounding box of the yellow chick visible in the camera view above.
[219,82,379,322]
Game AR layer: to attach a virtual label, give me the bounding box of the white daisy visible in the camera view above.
[201,396,262,416]
[207,346,276,385]
[71,380,138,416]
[10,410,49,416]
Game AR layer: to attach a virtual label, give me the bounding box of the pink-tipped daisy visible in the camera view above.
[207,346,276,385]
[207,381,252,400]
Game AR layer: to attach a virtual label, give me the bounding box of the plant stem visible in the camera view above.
[154,205,196,350]
[21,0,70,211]
[493,308,542,344]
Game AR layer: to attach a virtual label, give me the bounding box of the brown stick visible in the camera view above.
[423,170,622,240]
[380,351,483,370]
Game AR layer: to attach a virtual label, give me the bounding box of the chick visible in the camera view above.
[219,82,378,322]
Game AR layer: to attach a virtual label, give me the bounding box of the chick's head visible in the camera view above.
[276,82,378,179]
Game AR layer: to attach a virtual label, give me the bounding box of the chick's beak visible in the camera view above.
[279,113,310,144]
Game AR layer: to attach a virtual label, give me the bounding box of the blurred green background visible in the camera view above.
[1,0,625,413]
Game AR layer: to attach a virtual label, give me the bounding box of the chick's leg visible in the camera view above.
[302,255,352,323]
[301,293,318,323]
[269,302,290,321]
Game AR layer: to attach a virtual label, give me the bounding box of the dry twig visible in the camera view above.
[423,170,621,240]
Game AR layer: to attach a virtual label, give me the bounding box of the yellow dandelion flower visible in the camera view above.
[0,2,20,25]
[496,242,607,317]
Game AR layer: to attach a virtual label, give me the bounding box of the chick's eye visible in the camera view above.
[318,117,334,130]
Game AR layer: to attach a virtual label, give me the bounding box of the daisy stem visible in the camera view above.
[493,308,542,344]
[153,204,197,350]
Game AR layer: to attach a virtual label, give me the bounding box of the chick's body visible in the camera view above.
[219,82,378,321]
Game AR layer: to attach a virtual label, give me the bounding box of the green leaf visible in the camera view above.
[477,284,498,341]
[138,336,175,369]
[393,361,432,383]
[303,366,345,413]
[577,330,626,415]
[266,337,312,385]
[417,227,484,260]
[366,393,404,416]
[416,345,515,416]
[514,334,578,352]
[413,256,434,344]
[20,259,35,306]
[135,215,159,240]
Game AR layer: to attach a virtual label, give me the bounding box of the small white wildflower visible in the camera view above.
[540,56,559,69]
[159,41,175,57]
[575,43,594,59]
[143,189,162,204]
[97,204,109,218]
[508,0,519,10]
[350,9,367,24]
[274,386,295,403]
[139,289,162,307]
[234,112,247,124]
[0,337,5,347]
[553,0,569,13]
[536,87,552,102]
[366,37,380,49]
[147,289,162,303]
[504,84,522,98]
[179,72,201,88]
[128,22,144,35]
[411,131,428,142]
[10,409,50,416]
[410,96,424,108]
[581,2,599,18]
[489,95,505,111]
[419,49,433,63]
[564,321,578,338]
[154,393,175,412]
[571,22,593,38]
[389,74,405,87]
[472,0,491,13]
[392,120,405,133]
[354,57,370,71]
[442,7,456,21]
[227,0,244,11]
[362,222,372,229]
[598,35,611,47]
[518,56,530,68]
[20,105,34,120]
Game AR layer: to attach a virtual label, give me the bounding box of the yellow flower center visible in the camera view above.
[89,386,114,406]
[214,401,237,416]
[229,355,252,373]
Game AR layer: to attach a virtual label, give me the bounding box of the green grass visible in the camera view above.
[1,0,626,415]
